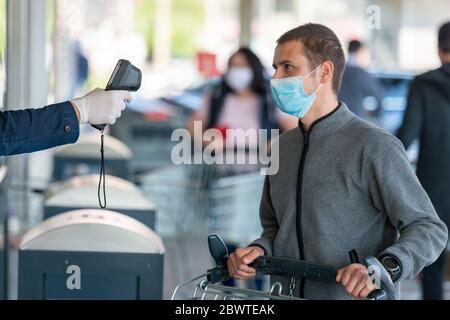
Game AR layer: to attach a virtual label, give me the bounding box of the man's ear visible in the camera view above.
[320,60,334,85]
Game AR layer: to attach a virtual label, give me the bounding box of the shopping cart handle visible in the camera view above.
[250,256,337,282]
[207,234,336,283]
[208,234,229,268]
[367,289,387,300]
[207,266,230,283]
[349,251,389,300]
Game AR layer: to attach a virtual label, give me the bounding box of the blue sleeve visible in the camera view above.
[0,101,80,156]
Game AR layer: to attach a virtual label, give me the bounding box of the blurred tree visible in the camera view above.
[135,0,156,61]
[171,0,204,58]
[135,0,204,60]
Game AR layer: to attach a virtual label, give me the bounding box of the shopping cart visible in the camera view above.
[140,162,265,293]
[172,234,389,300]
[141,162,264,242]
[173,234,331,300]
[209,171,264,246]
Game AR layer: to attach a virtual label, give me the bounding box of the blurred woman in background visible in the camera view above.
[187,47,297,149]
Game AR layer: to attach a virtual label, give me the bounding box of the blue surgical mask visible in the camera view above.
[270,66,322,118]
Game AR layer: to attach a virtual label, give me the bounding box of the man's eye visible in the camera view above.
[284,64,293,70]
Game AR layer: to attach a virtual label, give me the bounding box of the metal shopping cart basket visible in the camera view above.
[172,273,302,300]
[140,160,267,295]
[141,162,264,241]
[172,234,389,300]
[209,170,264,246]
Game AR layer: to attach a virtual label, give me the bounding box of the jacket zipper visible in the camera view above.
[296,130,309,298]
[295,104,342,298]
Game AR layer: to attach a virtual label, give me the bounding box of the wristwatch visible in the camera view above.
[379,254,402,282]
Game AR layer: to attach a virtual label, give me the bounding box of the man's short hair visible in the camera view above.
[348,40,364,55]
[277,23,346,93]
[438,21,450,53]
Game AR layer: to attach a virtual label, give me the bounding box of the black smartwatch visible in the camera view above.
[379,254,402,282]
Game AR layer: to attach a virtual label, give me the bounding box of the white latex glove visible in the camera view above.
[71,88,132,125]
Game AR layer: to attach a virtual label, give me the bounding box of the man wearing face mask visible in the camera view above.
[227,24,447,300]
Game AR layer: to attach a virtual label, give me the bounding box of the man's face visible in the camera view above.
[272,40,321,95]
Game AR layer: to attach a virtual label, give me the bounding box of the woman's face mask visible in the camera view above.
[225,67,254,93]
[270,65,322,118]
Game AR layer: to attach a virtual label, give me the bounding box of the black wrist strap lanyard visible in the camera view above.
[98,129,107,209]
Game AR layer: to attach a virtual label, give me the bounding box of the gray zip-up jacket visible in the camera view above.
[251,103,448,300]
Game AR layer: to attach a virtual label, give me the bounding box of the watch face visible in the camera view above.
[383,257,399,270]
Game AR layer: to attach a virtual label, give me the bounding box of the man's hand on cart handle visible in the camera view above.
[227,246,264,280]
[336,264,376,299]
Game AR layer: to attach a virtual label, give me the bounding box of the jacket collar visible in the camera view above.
[298,103,355,140]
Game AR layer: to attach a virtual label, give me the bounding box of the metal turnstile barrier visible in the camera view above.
[53,133,133,181]
[19,209,165,300]
[45,175,156,229]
